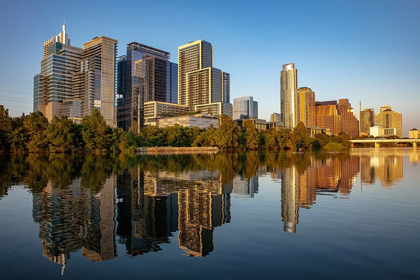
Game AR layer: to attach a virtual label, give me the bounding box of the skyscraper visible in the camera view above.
[233,96,258,120]
[375,106,402,138]
[280,63,298,129]
[297,87,316,127]
[316,101,341,135]
[178,40,213,107]
[178,40,231,114]
[73,36,118,127]
[117,42,177,130]
[338,99,359,137]
[360,108,375,136]
[43,23,70,58]
[34,24,83,122]
[315,99,359,137]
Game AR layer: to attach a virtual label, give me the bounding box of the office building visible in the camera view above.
[338,99,359,137]
[280,63,298,129]
[370,126,397,137]
[195,102,232,118]
[233,96,258,120]
[375,106,402,138]
[315,101,341,135]
[409,128,419,139]
[360,108,375,136]
[158,114,218,129]
[315,99,359,137]
[178,40,231,113]
[43,23,70,58]
[72,36,118,127]
[34,24,83,122]
[117,42,177,130]
[144,101,188,126]
[297,87,316,127]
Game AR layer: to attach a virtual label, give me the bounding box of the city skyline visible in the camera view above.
[0,1,419,135]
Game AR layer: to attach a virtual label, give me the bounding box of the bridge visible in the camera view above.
[350,139,420,148]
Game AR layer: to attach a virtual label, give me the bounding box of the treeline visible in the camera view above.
[1,107,351,153]
[127,114,351,151]
[0,107,127,154]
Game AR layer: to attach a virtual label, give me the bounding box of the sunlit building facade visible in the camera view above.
[315,101,341,135]
[375,106,402,138]
[338,99,359,137]
[178,40,231,115]
[233,96,258,120]
[360,108,375,136]
[297,87,316,127]
[34,24,83,122]
[280,63,298,129]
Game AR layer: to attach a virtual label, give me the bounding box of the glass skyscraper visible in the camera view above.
[233,96,258,120]
[280,63,298,129]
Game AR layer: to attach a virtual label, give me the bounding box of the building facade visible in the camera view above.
[315,101,341,135]
[195,102,233,118]
[116,42,177,130]
[178,40,231,114]
[74,36,118,127]
[297,87,316,127]
[280,63,298,129]
[34,24,83,122]
[144,101,188,126]
[338,99,359,137]
[233,96,258,120]
[360,108,375,136]
[375,106,402,138]
[158,114,219,129]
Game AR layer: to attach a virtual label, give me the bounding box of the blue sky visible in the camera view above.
[0,0,419,135]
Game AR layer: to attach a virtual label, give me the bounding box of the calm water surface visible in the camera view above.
[0,149,419,279]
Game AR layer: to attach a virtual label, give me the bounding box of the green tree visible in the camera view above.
[0,107,13,152]
[213,114,239,150]
[23,111,50,153]
[47,116,80,153]
[81,109,110,153]
[294,122,311,150]
[243,119,260,150]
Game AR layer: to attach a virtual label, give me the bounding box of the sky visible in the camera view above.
[0,0,419,135]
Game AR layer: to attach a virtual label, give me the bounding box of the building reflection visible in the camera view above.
[280,156,359,233]
[360,154,403,189]
[21,149,417,271]
[32,176,117,274]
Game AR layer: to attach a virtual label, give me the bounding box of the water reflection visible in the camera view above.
[0,148,418,273]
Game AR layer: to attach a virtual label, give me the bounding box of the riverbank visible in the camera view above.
[136,146,219,154]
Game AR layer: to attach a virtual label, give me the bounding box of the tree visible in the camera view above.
[294,122,311,150]
[213,114,239,150]
[0,107,13,151]
[23,111,50,153]
[243,119,260,150]
[47,116,79,153]
[81,109,110,153]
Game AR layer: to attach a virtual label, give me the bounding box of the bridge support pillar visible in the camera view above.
[351,143,354,148]
[413,142,417,148]
[375,142,380,148]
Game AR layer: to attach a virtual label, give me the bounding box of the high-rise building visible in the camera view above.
[233,96,258,120]
[116,42,177,130]
[375,106,402,138]
[72,36,118,127]
[43,23,70,58]
[178,40,231,114]
[316,101,341,135]
[360,108,375,136]
[315,99,359,137]
[178,40,213,107]
[280,63,298,129]
[338,99,359,137]
[34,24,83,122]
[297,87,316,127]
